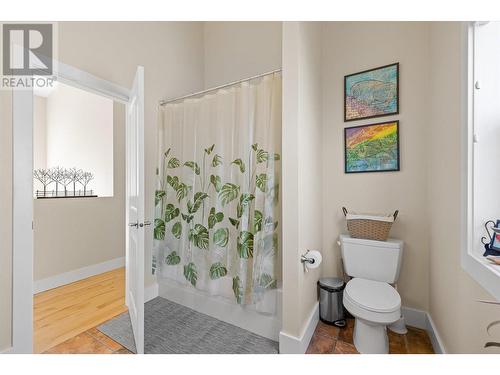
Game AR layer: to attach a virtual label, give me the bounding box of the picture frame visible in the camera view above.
[344,62,399,122]
[344,120,400,173]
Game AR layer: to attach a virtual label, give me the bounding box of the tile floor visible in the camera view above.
[43,327,132,354]
[44,317,434,354]
[306,319,435,354]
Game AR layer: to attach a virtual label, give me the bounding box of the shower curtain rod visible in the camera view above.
[159,68,282,106]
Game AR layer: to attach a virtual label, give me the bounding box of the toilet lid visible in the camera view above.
[344,278,401,313]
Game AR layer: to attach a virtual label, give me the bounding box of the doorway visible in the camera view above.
[31,81,124,353]
[11,62,145,354]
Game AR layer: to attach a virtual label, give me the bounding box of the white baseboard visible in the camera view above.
[402,306,446,354]
[0,347,13,354]
[401,306,428,330]
[279,302,319,354]
[34,257,125,294]
[145,282,159,302]
[158,279,281,341]
[426,312,446,354]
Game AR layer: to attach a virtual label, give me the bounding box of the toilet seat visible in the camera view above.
[344,278,401,324]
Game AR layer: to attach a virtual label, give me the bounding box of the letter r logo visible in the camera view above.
[2,24,53,76]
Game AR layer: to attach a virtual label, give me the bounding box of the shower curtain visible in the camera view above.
[153,73,281,314]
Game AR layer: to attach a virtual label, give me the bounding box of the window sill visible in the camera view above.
[35,195,98,199]
[462,251,500,301]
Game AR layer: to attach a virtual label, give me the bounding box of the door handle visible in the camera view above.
[139,221,151,228]
[129,221,139,228]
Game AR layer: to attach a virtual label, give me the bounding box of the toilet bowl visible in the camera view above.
[339,234,404,354]
[343,277,401,354]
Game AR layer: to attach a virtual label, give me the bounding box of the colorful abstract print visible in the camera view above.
[345,64,398,121]
[345,121,399,173]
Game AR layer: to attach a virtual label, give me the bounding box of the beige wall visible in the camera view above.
[0,90,13,351]
[282,22,323,340]
[428,22,500,354]
[297,22,324,336]
[321,22,431,311]
[57,22,205,287]
[44,84,114,197]
[34,102,124,281]
[203,22,282,88]
[33,96,47,171]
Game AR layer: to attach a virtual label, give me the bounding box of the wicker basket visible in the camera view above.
[342,207,398,241]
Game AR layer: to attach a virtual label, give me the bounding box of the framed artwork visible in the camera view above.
[344,63,399,122]
[344,121,400,173]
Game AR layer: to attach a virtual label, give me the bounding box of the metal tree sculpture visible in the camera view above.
[59,169,73,196]
[79,171,94,195]
[67,168,83,196]
[33,169,52,196]
[49,166,65,195]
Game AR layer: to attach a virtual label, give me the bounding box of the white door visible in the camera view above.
[125,66,145,354]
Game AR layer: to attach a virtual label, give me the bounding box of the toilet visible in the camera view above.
[339,234,404,354]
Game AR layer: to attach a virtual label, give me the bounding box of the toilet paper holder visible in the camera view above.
[300,250,316,265]
[301,250,317,272]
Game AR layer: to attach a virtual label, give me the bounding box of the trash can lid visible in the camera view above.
[318,277,345,291]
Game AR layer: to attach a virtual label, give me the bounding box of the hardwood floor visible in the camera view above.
[306,319,435,354]
[34,267,128,353]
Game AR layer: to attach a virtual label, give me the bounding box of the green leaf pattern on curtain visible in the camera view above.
[175,183,189,202]
[208,207,224,229]
[213,227,229,247]
[209,262,228,280]
[231,159,246,173]
[211,154,222,167]
[187,192,209,214]
[232,276,243,304]
[237,231,254,259]
[255,174,267,193]
[183,262,198,286]
[188,224,209,249]
[171,221,182,239]
[219,183,240,206]
[154,218,165,240]
[154,142,280,306]
[167,157,180,169]
[166,251,181,265]
[209,174,222,192]
[164,204,180,222]
[155,190,166,206]
[184,161,200,175]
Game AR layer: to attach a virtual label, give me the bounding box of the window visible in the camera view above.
[33,82,114,198]
[463,22,500,300]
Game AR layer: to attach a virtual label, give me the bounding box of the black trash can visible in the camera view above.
[318,277,346,327]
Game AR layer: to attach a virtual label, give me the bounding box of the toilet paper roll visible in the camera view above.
[305,250,322,269]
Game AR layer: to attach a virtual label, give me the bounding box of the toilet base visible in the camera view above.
[353,318,389,354]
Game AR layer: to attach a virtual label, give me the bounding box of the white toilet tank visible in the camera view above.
[340,234,403,283]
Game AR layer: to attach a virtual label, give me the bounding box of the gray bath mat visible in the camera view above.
[97,297,279,354]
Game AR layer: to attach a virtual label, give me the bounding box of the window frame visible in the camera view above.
[461,22,500,301]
